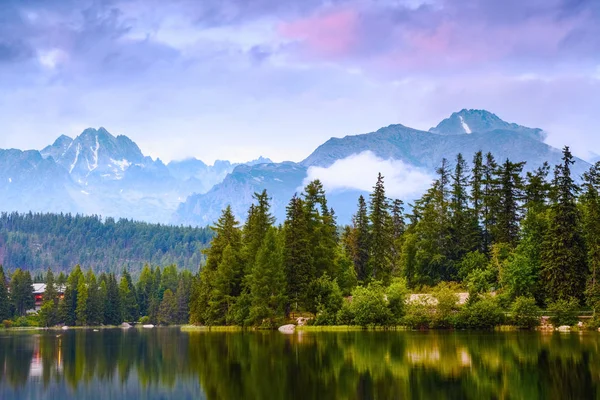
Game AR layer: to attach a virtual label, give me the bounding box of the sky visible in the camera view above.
[0,0,599,164]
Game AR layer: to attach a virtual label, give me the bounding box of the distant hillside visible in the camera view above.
[0,212,213,276]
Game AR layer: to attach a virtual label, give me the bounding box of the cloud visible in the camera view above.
[303,151,434,200]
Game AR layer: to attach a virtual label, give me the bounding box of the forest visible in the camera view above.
[1,146,599,329]
[0,213,212,275]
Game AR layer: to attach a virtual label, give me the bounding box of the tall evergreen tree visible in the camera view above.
[119,269,139,322]
[582,162,600,310]
[75,277,88,326]
[248,228,287,327]
[541,147,587,302]
[0,265,11,321]
[482,152,499,251]
[283,195,313,313]
[449,153,481,269]
[368,173,393,284]
[350,195,371,282]
[85,270,103,325]
[191,206,242,325]
[158,289,177,325]
[471,151,484,225]
[494,159,525,246]
[59,265,84,325]
[10,269,34,316]
[104,273,122,325]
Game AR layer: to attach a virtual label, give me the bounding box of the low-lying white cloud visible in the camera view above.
[303,151,434,199]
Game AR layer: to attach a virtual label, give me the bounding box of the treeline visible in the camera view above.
[189,146,600,328]
[0,264,193,327]
[0,212,213,275]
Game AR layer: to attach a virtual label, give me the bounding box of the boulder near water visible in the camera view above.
[278,324,295,334]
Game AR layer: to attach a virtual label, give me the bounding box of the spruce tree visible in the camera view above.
[494,159,525,246]
[248,228,287,327]
[10,269,34,316]
[59,265,84,325]
[482,152,499,251]
[190,206,242,324]
[449,153,481,269]
[350,195,371,282]
[283,195,313,312]
[541,147,587,302]
[368,173,393,284]
[85,270,103,325]
[471,151,484,225]
[0,265,11,321]
[582,162,600,311]
[104,273,122,325]
[119,269,139,322]
[75,277,88,326]
[158,289,177,325]
[44,268,58,305]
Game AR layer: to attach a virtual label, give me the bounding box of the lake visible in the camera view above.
[0,328,599,399]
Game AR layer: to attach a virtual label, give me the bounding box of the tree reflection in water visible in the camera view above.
[0,329,599,399]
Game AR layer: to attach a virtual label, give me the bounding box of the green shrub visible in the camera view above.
[548,298,579,327]
[431,283,459,328]
[14,316,30,327]
[403,299,433,329]
[139,316,150,324]
[456,296,504,329]
[510,296,540,329]
[349,281,392,327]
[386,278,408,324]
[336,300,355,325]
[2,320,12,328]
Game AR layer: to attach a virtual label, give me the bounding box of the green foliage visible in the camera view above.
[386,278,408,324]
[547,297,579,327]
[458,251,488,280]
[349,281,392,327]
[456,296,504,329]
[403,299,434,329]
[0,265,11,321]
[248,228,287,327]
[158,289,178,325]
[510,296,540,329]
[10,268,34,316]
[119,270,139,322]
[431,283,459,328]
[465,267,495,303]
[38,300,57,327]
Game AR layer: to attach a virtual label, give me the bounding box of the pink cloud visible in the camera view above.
[279,9,360,58]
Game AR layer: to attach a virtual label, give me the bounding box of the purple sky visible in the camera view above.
[0,0,599,163]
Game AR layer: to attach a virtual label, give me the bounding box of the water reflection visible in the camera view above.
[1,329,599,399]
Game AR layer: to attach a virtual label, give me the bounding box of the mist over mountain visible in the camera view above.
[0,109,591,225]
[174,109,590,225]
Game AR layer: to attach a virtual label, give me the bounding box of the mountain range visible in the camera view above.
[0,109,592,225]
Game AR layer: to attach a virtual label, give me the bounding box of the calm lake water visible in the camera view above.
[1,328,599,399]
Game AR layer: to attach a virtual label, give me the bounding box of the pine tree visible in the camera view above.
[190,206,242,325]
[582,162,600,311]
[0,265,11,321]
[104,273,122,325]
[75,277,88,326]
[209,244,242,324]
[119,269,139,322]
[368,173,393,284]
[85,270,103,325]
[471,151,484,225]
[175,276,191,324]
[449,153,481,270]
[350,195,371,282]
[10,269,34,316]
[541,147,587,302]
[283,195,313,313]
[242,190,275,273]
[44,268,58,305]
[136,264,154,317]
[248,228,287,327]
[158,289,177,325]
[482,152,499,251]
[494,159,525,246]
[59,265,84,325]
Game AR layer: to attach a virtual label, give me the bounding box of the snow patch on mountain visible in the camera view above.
[69,144,81,174]
[459,115,472,134]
